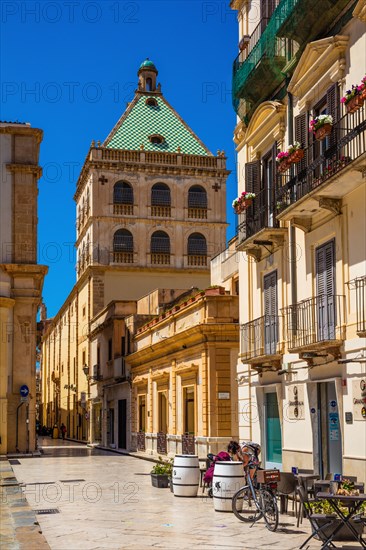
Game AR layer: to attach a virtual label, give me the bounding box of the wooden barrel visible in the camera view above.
[172,455,200,497]
[212,461,244,511]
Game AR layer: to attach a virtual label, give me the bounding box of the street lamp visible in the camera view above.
[83,364,103,381]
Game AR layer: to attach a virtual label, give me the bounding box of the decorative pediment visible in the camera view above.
[132,375,148,385]
[151,370,170,381]
[288,36,349,109]
[175,363,199,376]
[244,101,286,156]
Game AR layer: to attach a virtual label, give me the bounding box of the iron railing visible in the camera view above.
[347,276,366,335]
[114,187,133,204]
[277,105,366,212]
[283,294,346,351]
[157,432,167,455]
[151,236,170,254]
[241,315,282,360]
[182,433,195,455]
[236,19,270,64]
[151,189,171,206]
[236,187,279,245]
[188,191,207,208]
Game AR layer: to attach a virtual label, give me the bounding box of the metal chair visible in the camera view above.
[297,485,337,549]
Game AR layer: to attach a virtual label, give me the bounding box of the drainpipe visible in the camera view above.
[287,89,297,309]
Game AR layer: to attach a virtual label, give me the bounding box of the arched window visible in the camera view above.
[151,231,170,265]
[113,181,134,215]
[146,97,158,107]
[187,233,207,266]
[113,229,134,263]
[188,185,207,219]
[151,183,171,217]
[146,78,152,91]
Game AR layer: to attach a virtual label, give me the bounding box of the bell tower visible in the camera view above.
[137,58,161,93]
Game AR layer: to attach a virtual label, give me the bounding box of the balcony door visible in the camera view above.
[264,271,278,355]
[265,392,282,469]
[316,240,335,341]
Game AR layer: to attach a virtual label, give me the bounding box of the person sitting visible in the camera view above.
[227,440,261,479]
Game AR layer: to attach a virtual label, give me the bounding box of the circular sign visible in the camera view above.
[360,380,366,392]
[20,385,29,397]
[362,407,366,419]
[330,400,336,408]
[310,407,316,414]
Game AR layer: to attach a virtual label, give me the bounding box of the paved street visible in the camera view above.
[1,438,363,550]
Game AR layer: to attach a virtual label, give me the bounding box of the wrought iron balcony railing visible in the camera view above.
[347,276,366,336]
[277,104,366,212]
[283,294,345,351]
[241,314,282,360]
[236,187,279,246]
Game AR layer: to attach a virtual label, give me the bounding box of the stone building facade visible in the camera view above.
[0,121,47,454]
[40,61,229,447]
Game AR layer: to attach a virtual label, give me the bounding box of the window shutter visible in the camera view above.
[245,160,261,217]
[264,271,278,316]
[326,84,339,147]
[295,113,307,172]
[316,240,335,297]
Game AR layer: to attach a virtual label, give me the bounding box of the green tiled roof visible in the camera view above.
[104,95,212,155]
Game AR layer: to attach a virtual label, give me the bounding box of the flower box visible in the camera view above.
[289,149,304,163]
[315,123,333,141]
[277,159,291,173]
[346,95,364,113]
[151,473,170,488]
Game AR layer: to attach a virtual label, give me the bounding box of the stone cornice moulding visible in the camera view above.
[244,101,286,155]
[6,163,42,179]
[353,0,366,21]
[132,375,148,385]
[151,370,170,381]
[0,296,16,308]
[0,126,43,143]
[288,36,349,109]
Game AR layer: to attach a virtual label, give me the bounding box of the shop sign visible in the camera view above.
[287,384,304,420]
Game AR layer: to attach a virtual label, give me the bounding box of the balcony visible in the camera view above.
[236,188,286,261]
[283,294,346,353]
[276,105,366,228]
[113,252,134,264]
[276,0,350,49]
[150,253,170,265]
[113,203,134,216]
[241,315,283,367]
[151,205,171,217]
[232,12,295,119]
[187,207,207,219]
[347,276,366,336]
[186,254,207,267]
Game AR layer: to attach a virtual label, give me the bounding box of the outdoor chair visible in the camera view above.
[296,485,337,549]
[276,472,298,517]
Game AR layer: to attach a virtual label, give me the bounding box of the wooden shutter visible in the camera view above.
[245,160,261,218]
[295,113,307,173]
[316,240,335,297]
[316,240,335,339]
[264,271,278,353]
[326,84,339,148]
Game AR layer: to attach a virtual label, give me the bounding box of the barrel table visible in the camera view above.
[212,461,244,511]
[172,455,200,497]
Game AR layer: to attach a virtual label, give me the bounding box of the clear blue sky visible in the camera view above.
[1,1,238,317]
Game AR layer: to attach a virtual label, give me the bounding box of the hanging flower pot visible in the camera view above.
[315,123,333,141]
[360,87,366,101]
[277,159,291,173]
[345,95,363,114]
[289,149,304,163]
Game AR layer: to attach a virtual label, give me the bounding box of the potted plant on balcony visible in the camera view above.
[276,151,291,173]
[287,141,304,163]
[151,456,173,488]
[360,76,366,101]
[341,84,364,114]
[232,191,256,214]
[309,114,333,141]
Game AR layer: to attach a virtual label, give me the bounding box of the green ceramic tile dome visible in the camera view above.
[104,95,212,155]
[139,58,157,71]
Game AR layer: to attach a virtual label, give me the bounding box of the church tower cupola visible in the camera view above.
[138,58,161,93]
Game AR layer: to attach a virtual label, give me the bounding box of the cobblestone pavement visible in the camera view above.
[1,438,363,550]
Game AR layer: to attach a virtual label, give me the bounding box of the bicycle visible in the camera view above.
[232,456,279,532]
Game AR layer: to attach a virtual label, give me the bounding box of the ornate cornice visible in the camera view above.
[0,125,43,143]
[6,163,42,178]
[0,297,16,309]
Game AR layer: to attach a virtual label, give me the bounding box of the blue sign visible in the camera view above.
[291,467,299,475]
[330,400,337,408]
[310,407,316,414]
[20,385,29,397]
[334,473,342,481]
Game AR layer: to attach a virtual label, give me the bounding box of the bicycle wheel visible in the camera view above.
[260,489,279,532]
[232,485,262,523]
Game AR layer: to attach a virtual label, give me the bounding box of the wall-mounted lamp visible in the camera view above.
[83,364,103,381]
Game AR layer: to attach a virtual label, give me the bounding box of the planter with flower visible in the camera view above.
[288,141,304,164]
[151,456,174,488]
[360,76,366,101]
[276,151,291,173]
[341,84,364,114]
[232,191,256,214]
[309,114,333,141]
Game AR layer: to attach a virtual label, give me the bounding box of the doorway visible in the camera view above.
[317,381,342,478]
[184,386,195,435]
[118,399,127,449]
[265,392,282,469]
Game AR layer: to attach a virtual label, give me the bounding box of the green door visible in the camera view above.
[265,392,282,469]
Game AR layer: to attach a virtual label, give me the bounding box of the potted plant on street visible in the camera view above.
[150,456,173,488]
[309,114,333,141]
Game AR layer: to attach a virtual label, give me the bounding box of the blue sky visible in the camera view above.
[1,1,238,316]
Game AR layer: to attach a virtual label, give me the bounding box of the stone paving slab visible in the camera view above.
[2,440,364,550]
